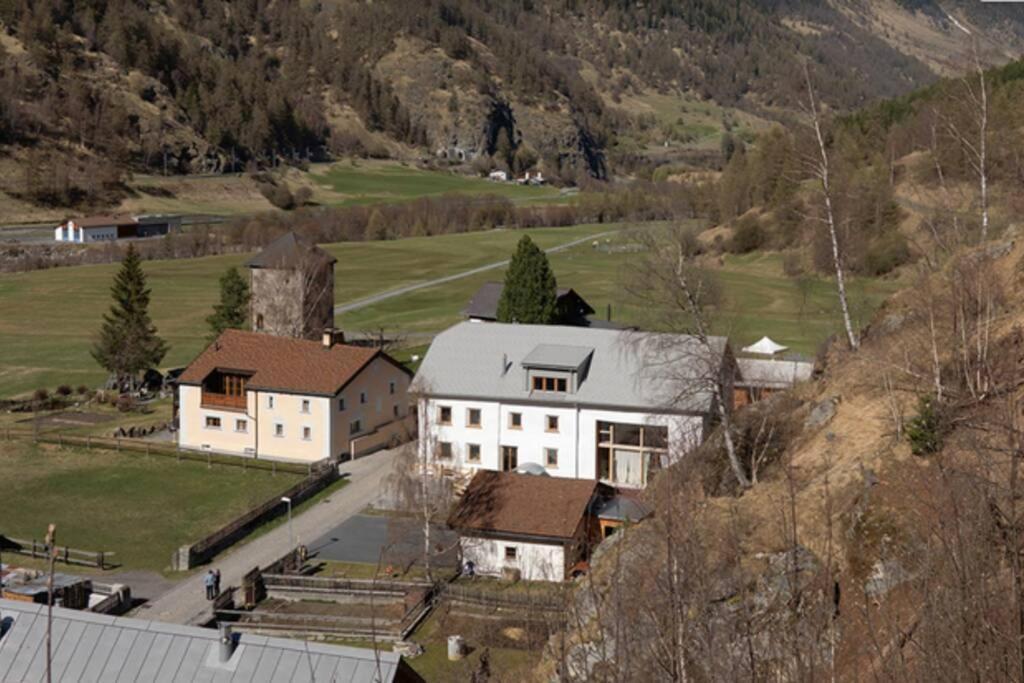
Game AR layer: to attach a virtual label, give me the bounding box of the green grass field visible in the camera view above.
[342,236,902,356]
[0,224,613,397]
[311,160,562,206]
[0,441,302,571]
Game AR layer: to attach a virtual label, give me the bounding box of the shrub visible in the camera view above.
[729,216,764,254]
[906,395,947,456]
[56,385,72,397]
[76,385,89,395]
[33,388,49,402]
[259,182,296,210]
[863,233,912,276]
[116,393,134,413]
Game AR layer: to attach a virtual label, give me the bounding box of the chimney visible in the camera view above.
[322,328,344,348]
[218,623,237,662]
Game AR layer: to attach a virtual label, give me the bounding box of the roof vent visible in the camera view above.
[219,623,238,662]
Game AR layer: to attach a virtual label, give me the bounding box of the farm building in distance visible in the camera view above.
[53,214,181,242]
[734,336,814,406]
[177,328,412,463]
[413,321,736,488]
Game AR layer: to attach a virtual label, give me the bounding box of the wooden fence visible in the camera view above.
[0,535,110,569]
[262,573,433,596]
[441,582,567,613]
[2,428,316,476]
[171,464,338,571]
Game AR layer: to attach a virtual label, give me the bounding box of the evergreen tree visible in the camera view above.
[91,244,168,388]
[496,235,558,324]
[206,266,250,338]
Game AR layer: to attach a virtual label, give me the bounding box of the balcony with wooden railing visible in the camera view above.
[201,392,247,412]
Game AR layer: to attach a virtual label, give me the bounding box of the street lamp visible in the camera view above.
[281,497,293,549]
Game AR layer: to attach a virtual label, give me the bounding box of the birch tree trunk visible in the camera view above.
[804,63,859,351]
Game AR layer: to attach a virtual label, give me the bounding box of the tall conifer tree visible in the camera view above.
[91,244,168,388]
[206,266,250,338]
[496,235,558,324]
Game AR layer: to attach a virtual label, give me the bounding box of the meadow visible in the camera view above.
[0,224,612,397]
[0,221,899,398]
[341,236,902,356]
[0,440,302,571]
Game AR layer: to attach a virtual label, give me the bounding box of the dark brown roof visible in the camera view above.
[464,282,595,321]
[246,232,337,270]
[178,329,387,396]
[68,214,137,228]
[448,471,599,540]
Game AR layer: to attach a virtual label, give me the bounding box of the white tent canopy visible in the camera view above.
[742,336,788,356]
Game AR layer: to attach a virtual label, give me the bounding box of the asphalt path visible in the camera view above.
[333,229,620,315]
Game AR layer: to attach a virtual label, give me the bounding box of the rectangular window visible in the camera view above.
[267,395,275,409]
[235,419,247,433]
[501,446,518,471]
[302,426,312,441]
[439,441,453,460]
[274,423,284,437]
[532,376,568,392]
[504,546,517,561]
[389,381,396,395]
[467,408,482,428]
[508,412,522,429]
[545,448,558,467]
[360,391,367,405]
[468,444,481,463]
[205,416,221,429]
[439,405,452,425]
[350,419,362,435]
[546,415,559,432]
[338,397,346,411]
[393,404,400,417]
[301,399,310,413]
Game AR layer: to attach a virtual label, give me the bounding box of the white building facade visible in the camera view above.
[460,535,566,582]
[414,322,733,488]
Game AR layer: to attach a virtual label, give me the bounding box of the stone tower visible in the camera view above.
[246,232,336,340]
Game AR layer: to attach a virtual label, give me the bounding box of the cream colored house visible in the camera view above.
[177,329,413,463]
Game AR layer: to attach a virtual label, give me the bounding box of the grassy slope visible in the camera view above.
[0,441,302,571]
[0,224,611,397]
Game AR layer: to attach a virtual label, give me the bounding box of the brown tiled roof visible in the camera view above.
[448,471,599,540]
[69,214,137,228]
[178,329,384,396]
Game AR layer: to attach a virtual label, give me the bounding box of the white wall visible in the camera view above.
[420,396,705,487]
[460,535,566,582]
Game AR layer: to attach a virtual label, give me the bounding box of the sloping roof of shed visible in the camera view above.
[448,470,599,540]
[245,232,337,269]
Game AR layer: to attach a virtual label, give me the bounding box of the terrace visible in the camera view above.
[200,369,251,411]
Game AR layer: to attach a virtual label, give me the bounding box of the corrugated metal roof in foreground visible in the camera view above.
[0,599,401,683]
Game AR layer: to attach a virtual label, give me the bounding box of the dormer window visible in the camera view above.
[532,376,567,393]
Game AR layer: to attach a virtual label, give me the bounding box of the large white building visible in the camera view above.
[413,322,734,488]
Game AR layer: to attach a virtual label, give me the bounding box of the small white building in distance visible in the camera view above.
[488,169,508,182]
[413,322,735,488]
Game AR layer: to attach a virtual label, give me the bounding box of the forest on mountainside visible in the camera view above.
[0,0,1022,211]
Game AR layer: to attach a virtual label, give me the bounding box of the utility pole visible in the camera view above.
[45,524,56,683]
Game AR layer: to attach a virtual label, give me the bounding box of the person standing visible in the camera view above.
[213,568,221,596]
[204,570,214,600]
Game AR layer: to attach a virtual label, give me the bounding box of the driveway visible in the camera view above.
[308,513,457,568]
[140,447,398,625]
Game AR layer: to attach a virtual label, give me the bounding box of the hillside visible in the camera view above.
[1,0,1023,214]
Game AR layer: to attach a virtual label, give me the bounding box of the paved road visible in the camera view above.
[308,514,457,567]
[333,229,619,315]
[140,448,398,625]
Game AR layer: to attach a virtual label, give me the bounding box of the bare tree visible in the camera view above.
[942,39,991,243]
[802,62,858,351]
[384,386,456,582]
[628,224,750,489]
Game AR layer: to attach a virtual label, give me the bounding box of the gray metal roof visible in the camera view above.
[736,357,813,389]
[594,495,651,522]
[413,322,729,413]
[521,344,594,371]
[0,599,405,683]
